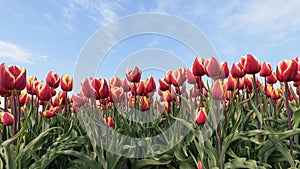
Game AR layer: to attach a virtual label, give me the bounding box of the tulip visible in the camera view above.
[195,107,207,125]
[197,161,203,169]
[139,96,150,111]
[60,74,73,91]
[270,88,281,99]
[110,77,122,88]
[162,90,173,102]
[72,92,89,109]
[205,57,222,79]
[171,67,186,87]
[159,79,170,91]
[276,60,297,82]
[46,71,60,88]
[99,78,109,99]
[220,61,229,79]
[266,72,277,84]
[145,76,156,93]
[192,57,206,76]
[126,66,142,83]
[82,77,98,99]
[186,68,196,84]
[212,80,226,100]
[37,82,52,101]
[26,76,37,95]
[0,63,26,91]
[230,62,245,78]
[260,62,272,77]
[0,112,14,126]
[42,106,59,118]
[136,81,146,96]
[52,90,67,106]
[104,115,115,127]
[227,76,237,91]
[19,92,27,106]
[263,85,273,98]
[121,78,130,92]
[241,54,261,74]
[110,87,125,103]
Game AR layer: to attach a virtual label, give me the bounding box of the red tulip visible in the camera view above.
[136,81,146,96]
[46,71,60,88]
[171,67,186,87]
[26,76,37,95]
[139,96,150,111]
[238,77,245,89]
[162,90,173,102]
[0,111,14,126]
[52,90,67,106]
[43,106,59,118]
[110,87,125,103]
[241,54,261,74]
[220,61,229,78]
[82,77,99,99]
[263,85,273,97]
[110,77,122,88]
[212,80,226,100]
[276,60,298,82]
[271,88,282,100]
[60,74,73,91]
[121,79,130,92]
[195,107,207,125]
[205,57,222,79]
[186,68,196,84]
[37,82,52,101]
[266,72,277,84]
[159,79,170,91]
[145,76,156,93]
[260,62,272,77]
[104,115,115,127]
[99,78,109,99]
[227,76,237,91]
[0,63,26,91]
[230,62,246,78]
[126,66,141,83]
[192,57,206,76]
[19,92,27,106]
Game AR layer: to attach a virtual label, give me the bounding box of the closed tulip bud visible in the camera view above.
[26,76,37,95]
[220,61,229,78]
[99,78,109,99]
[0,63,26,91]
[46,71,60,88]
[197,161,203,169]
[212,80,226,100]
[19,92,27,106]
[0,111,14,126]
[238,77,245,89]
[43,106,58,118]
[192,57,206,76]
[162,90,173,102]
[263,85,273,97]
[110,77,122,88]
[61,74,73,91]
[32,80,40,95]
[81,77,99,99]
[276,60,297,82]
[171,67,186,87]
[72,92,88,108]
[271,88,282,100]
[159,79,170,91]
[163,101,171,113]
[266,72,277,84]
[227,76,237,91]
[110,87,124,103]
[260,62,272,77]
[104,115,115,127]
[205,57,222,79]
[139,96,150,111]
[126,66,141,83]
[52,90,67,106]
[145,76,156,93]
[37,82,52,101]
[136,81,146,96]
[186,68,196,84]
[241,54,261,74]
[122,79,130,92]
[230,62,246,78]
[195,107,207,125]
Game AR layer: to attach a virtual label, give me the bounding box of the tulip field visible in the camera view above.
[1,54,300,169]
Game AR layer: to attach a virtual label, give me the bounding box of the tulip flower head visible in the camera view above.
[126,66,142,83]
[192,57,206,76]
[0,111,14,126]
[276,60,298,82]
[61,74,73,91]
[0,63,26,91]
[260,62,272,77]
[241,54,261,74]
[230,62,246,78]
[195,107,207,125]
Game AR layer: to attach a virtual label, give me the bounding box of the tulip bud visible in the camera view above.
[276,60,298,82]
[195,107,207,125]
[46,71,60,88]
[263,85,273,98]
[0,111,14,126]
[26,76,37,95]
[271,88,282,100]
[197,161,203,169]
[37,82,52,101]
[126,66,141,83]
[220,61,229,79]
[60,74,73,91]
[230,62,246,78]
[205,57,222,79]
[159,79,170,91]
[145,76,156,93]
[260,62,272,77]
[241,54,261,74]
[19,92,27,106]
[43,106,59,118]
[110,77,122,88]
[266,72,277,84]
[122,78,130,92]
[171,67,186,87]
[99,78,109,99]
[72,92,89,109]
[136,81,146,96]
[212,80,226,100]
[186,68,196,84]
[110,87,125,103]
[227,76,237,91]
[104,115,115,127]
[0,63,26,91]
[192,57,206,76]
[139,96,150,111]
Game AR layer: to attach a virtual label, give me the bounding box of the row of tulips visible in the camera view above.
[1,53,300,168]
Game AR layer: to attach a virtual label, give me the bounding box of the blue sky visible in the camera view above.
[1,0,300,83]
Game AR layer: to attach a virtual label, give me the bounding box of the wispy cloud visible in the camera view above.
[0,41,48,64]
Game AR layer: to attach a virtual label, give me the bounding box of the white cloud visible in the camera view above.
[0,41,33,64]
[0,41,49,64]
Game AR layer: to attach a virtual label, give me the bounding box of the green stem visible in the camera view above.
[285,82,294,160]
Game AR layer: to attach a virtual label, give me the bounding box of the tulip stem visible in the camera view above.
[197,76,203,107]
[2,96,8,141]
[17,92,21,133]
[253,75,261,141]
[285,82,294,159]
[217,101,222,169]
[103,99,109,159]
[12,91,18,145]
[64,91,68,117]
